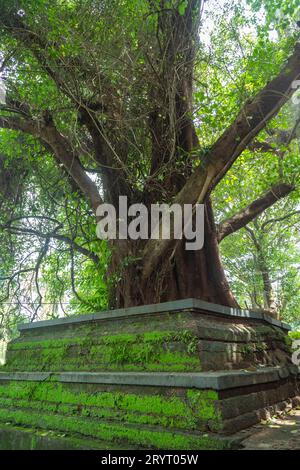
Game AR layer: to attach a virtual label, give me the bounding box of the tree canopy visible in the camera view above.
[0,0,300,338]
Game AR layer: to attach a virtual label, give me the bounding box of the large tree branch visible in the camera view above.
[1,13,127,192]
[39,119,103,212]
[0,114,41,136]
[142,43,300,280]
[217,183,294,242]
[0,113,103,213]
[2,223,99,264]
[147,1,201,177]
[183,42,300,204]
[247,140,280,155]
[261,210,300,231]
[248,116,300,156]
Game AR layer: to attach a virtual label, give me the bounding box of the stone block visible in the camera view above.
[0,299,298,449]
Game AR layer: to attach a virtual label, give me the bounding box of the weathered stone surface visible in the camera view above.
[0,366,297,389]
[219,381,298,420]
[4,301,293,373]
[17,299,291,332]
[0,299,298,450]
[0,425,121,450]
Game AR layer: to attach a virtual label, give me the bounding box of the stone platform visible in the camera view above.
[0,299,299,449]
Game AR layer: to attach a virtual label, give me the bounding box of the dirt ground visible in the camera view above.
[238,409,300,450]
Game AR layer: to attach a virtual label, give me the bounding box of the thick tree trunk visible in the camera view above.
[109,198,238,309]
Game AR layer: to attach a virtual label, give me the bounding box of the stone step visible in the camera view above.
[17,298,291,332]
[0,366,298,389]
[0,406,230,450]
[4,299,291,373]
[0,300,298,449]
[0,424,126,450]
[0,366,298,441]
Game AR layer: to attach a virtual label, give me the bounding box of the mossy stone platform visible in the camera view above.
[0,299,299,449]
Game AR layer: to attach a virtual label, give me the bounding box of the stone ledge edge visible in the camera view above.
[17,298,290,332]
[0,366,298,391]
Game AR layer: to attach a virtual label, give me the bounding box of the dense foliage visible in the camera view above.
[0,0,299,340]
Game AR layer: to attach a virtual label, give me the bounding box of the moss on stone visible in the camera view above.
[288,331,300,352]
[5,330,201,372]
[0,424,126,450]
[0,407,229,450]
[0,380,221,433]
[289,331,300,340]
[186,390,222,431]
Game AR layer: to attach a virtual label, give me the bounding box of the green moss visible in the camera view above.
[289,331,300,339]
[286,333,298,353]
[0,318,231,448]
[0,424,125,450]
[186,390,222,431]
[240,342,268,357]
[288,331,300,346]
[9,330,197,351]
[5,330,201,372]
[0,407,228,450]
[0,380,220,432]
[3,361,198,373]
[0,396,191,430]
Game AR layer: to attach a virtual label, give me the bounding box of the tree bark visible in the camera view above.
[1,4,300,311]
[0,114,103,214]
[110,198,238,308]
[217,183,294,242]
[142,43,300,281]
